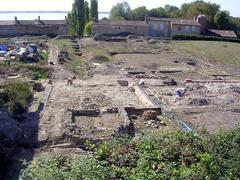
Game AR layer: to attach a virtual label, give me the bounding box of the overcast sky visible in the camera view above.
[0,0,239,17]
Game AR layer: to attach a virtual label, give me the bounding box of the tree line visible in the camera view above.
[67,0,98,36]
[109,1,240,37]
[67,0,240,37]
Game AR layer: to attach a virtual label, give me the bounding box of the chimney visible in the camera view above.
[38,16,40,22]
[145,14,149,24]
[197,14,206,34]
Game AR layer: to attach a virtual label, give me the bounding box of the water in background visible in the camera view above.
[0,12,109,20]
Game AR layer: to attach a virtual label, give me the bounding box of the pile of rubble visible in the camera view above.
[58,50,70,64]
[142,110,166,128]
[69,92,115,111]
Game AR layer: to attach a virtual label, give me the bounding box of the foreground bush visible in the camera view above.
[0,82,32,114]
[21,128,240,179]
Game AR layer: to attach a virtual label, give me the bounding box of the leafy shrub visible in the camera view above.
[21,128,240,179]
[28,65,51,80]
[0,82,32,114]
[39,50,48,61]
[38,50,49,65]
[84,21,92,35]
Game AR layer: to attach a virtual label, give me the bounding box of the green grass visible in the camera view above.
[174,41,240,66]
[89,48,112,63]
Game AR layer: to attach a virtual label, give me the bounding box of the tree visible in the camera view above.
[148,7,167,17]
[181,1,220,28]
[110,2,132,20]
[90,0,98,20]
[85,1,90,22]
[75,0,85,35]
[67,0,85,36]
[131,6,148,20]
[164,5,181,18]
[214,11,231,29]
[67,12,76,35]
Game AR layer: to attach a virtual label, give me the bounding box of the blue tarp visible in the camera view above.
[0,45,8,51]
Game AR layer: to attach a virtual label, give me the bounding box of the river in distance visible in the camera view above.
[0,12,109,20]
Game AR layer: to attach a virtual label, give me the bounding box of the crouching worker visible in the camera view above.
[176,88,185,97]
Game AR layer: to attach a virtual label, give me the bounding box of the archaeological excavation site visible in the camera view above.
[1,35,240,179]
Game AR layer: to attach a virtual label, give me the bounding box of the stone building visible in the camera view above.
[91,20,149,36]
[0,16,67,37]
[92,15,205,39]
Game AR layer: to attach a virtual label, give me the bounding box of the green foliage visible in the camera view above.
[84,21,92,35]
[164,5,181,18]
[39,50,48,65]
[67,11,78,36]
[27,66,51,80]
[90,0,98,20]
[0,82,32,114]
[131,6,148,21]
[110,2,132,20]
[21,128,240,179]
[180,1,220,28]
[39,50,48,61]
[148,7,167,18]
[67,0,85,36]
[75,0,85,36]
[214,11,231,29]
[84,1,90,22]
[107,0,239,32]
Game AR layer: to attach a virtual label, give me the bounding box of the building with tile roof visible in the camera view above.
[0,16,67,37]
[92,14,237,40]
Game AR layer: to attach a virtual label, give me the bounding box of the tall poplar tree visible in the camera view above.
[67,0,85,36]
[85,1,90,22]
[90,0,98,20]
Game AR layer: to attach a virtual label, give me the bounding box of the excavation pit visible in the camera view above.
[123,107,170,132]
[70,109,125,139]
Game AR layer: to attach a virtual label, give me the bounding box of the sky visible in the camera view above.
[0,0,239,17]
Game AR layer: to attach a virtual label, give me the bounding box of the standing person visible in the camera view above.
[67,75,73,85]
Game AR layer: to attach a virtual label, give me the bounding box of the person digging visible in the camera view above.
[67,75,74,85]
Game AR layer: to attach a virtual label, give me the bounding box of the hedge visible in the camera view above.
[172,34,240,43]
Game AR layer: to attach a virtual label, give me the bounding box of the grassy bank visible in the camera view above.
[174,41,240,66]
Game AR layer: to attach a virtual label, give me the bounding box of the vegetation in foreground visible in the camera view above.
[0,82,32,115]
[21,127,240,179]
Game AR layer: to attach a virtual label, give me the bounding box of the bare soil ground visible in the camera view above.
[81,37,240,134]
[2,36,240,178]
